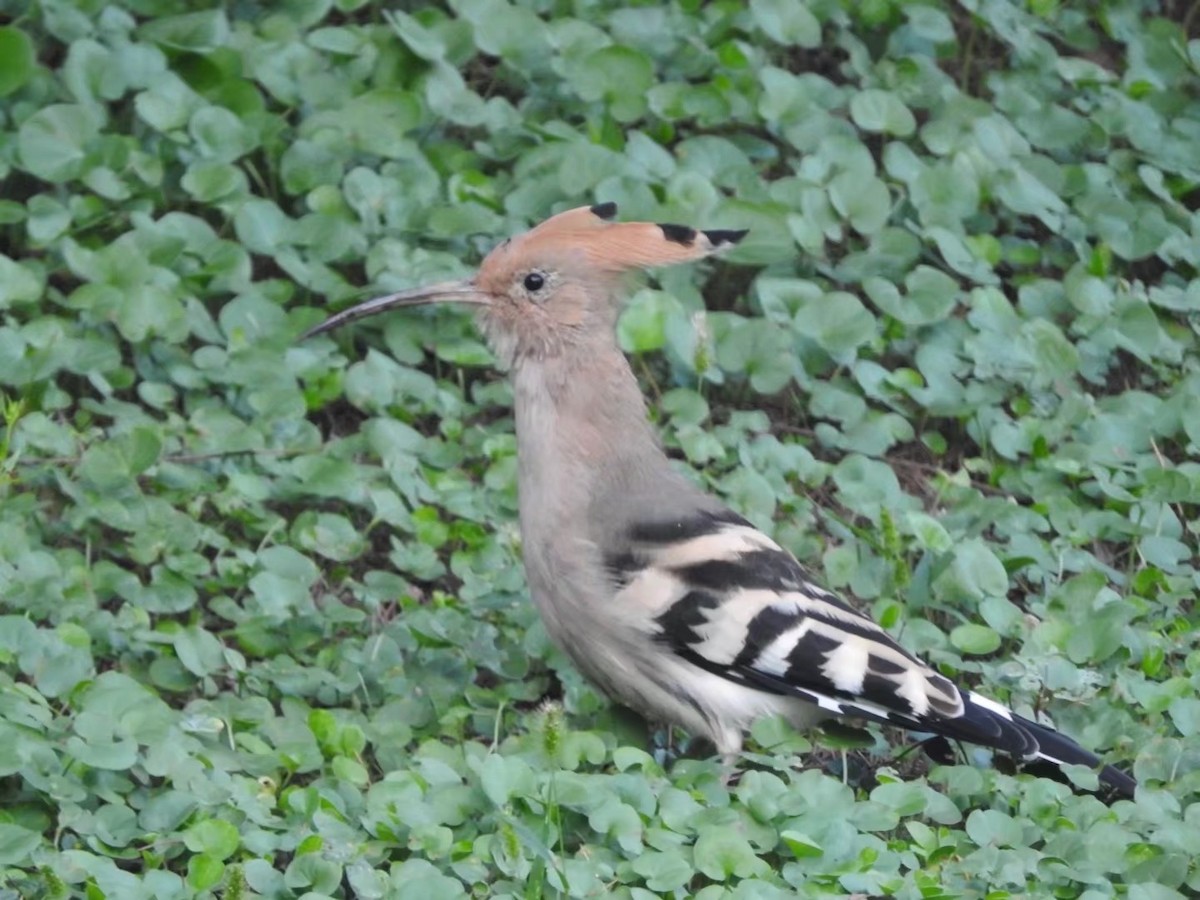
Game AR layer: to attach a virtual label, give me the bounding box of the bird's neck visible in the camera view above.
[511,343,662,471]
[510,343,669,539]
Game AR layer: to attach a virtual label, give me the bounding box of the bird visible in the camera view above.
[304,202,1136,799]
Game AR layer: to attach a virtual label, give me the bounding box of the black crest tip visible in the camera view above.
[590,201,618,220]
[659,223,698,245]
[704,228,748,247]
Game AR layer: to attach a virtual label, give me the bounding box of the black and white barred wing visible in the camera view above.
[611,510,1135,796]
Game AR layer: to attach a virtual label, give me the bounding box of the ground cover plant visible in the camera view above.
[0,0,1198,896]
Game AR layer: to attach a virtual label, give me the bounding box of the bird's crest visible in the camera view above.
[507,202,747,274]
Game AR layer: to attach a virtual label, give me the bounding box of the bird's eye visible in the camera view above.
[523,272,545,292]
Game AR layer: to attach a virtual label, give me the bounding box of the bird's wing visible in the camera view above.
[608,508,1134,796]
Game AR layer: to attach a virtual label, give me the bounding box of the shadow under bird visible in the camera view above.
[305,202,1135,799]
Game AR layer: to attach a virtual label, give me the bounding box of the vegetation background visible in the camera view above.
[1,0,1198,896]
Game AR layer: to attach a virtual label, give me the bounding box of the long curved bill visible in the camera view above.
[302,279,487,339]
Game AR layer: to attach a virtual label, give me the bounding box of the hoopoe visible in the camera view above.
[306,203,1135,798]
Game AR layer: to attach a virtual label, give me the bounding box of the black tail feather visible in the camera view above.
[1015,716,1137,799]
[930,692,1136,799]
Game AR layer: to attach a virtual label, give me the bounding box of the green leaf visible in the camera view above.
[332,754,370,785]
[618,290,671,353]
[17,104,104,182]
[135,76,202,133]
[479,753,534,806]
[184,819,241,860]
[0,255,44,309]
[941,540,1009,601]
[127,426,162,473]
[113,284,188,343]
[902,266,960,323]
[0,27,35,97]
[828,173,891,235]
[950,623,1002,655]
[565,46,654,122]
[139,791,199,834]
[187,853,226,891]
[0,823,41,865]
[294,512,365,562]
[905,512,953,553]
[817,721,875,749]
[588,796,643,853]
[174,626,226,677]
[139,10,231,52]
[1167,697,1200,738]
[182,161,248,201]
[780,830,823,858]
[234,198,293,255]
[693,825,770,880]
[965,809,1022,849]
[303,89,422,158]
[800,291,877,358]
[630,850,693,891]
[66,736,139,770]
[832,454,905,521]
[750,0,821,47]
[77,427,162,489]
[190,106,253,162]
[850,89,917,136]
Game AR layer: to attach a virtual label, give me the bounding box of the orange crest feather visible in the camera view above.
[520,203,746,273]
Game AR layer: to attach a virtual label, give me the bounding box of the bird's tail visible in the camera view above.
[943,691,1136,799]
[1014,715,1137,798]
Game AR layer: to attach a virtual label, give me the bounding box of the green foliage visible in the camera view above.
[0,0,1198,896]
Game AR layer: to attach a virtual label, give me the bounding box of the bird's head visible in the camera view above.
[303,202,746,367]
